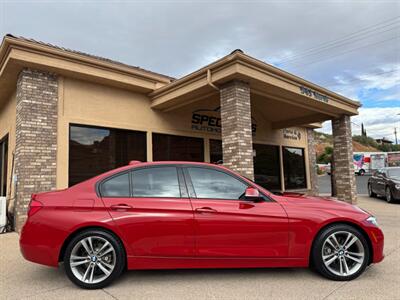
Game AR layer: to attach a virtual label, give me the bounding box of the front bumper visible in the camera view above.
[364,224,385,263]
[392,187,400,200]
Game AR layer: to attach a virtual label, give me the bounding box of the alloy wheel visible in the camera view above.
[322,231,365,277]
[69,236,116,284]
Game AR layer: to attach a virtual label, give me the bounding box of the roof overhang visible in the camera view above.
[0,35,172,105]
[150,51,360,128]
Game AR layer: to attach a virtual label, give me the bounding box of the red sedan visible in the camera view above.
[20,161,384,289]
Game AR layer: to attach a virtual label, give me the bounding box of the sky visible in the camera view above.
[0,0,399,140]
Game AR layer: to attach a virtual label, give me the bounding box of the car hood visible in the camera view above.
[276,193,369,215]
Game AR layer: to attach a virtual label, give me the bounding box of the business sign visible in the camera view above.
[283,128,302,140]
[299,86,329,103]
[191,107,257,134]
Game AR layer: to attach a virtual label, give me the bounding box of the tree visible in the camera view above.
[361,123,367,137]
[317,146,333,164]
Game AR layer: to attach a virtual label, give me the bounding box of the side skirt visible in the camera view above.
[127,256,308,270]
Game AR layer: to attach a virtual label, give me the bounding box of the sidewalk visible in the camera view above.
[1,196,399,300]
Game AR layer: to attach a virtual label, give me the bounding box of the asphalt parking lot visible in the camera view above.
[318,175,370,195]
[1,196,399,300]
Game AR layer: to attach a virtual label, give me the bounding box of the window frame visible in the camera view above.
[98,165,188,199]
[182,165,272,202]
[282,146,307,190]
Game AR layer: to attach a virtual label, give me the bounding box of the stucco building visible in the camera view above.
[0,35,360,230]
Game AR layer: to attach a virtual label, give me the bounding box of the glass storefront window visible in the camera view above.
[0,135,8,197]
[253,144,281,191]
[69,124,146,186]
[152,133,204,162]
[283,147,307,189]
[208,140,281,191]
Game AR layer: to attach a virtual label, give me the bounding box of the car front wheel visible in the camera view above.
[64,229,125,289]
[312,224,369,281]
[386,187,394,203]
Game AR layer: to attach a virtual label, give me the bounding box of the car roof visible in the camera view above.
[105,161,229,176]
[132,161,223,167]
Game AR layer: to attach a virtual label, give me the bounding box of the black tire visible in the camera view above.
[64,229,126,289]
[386,186,395,203]
[368,184,376,198]
[359,169,365,176]
[311,224,370,281]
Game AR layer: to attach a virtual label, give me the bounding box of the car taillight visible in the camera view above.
[28,195,43,217]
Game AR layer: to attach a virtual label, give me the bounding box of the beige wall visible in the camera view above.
[0,91,16,201]
[57,76,311,191]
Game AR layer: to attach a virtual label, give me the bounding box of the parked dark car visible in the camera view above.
[368,167,400,203]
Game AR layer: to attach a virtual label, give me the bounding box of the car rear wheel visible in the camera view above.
[386,187,394,203]
[368,184,376,198]
[64,229,125,289]
[312,224,369,281]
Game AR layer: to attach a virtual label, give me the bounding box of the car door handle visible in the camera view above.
[110,204,132,211]
[195,207,217,213]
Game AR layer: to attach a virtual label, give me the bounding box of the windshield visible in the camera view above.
[387,168,400,178]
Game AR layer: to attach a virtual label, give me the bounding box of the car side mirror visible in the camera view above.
[245,187,261,201]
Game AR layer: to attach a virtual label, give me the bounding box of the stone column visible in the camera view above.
[14,69,58,230]
[220,80,254,180]
[306,128,319,195]
[332,115,357,204]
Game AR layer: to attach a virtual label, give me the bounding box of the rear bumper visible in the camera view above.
[20,220,61,267]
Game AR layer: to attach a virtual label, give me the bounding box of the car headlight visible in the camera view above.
[366,216,379,227]
[395,184,400,190]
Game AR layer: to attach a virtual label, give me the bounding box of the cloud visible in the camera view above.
[1,1,399,139]
[357,64,400,90]
[317,107,400,141]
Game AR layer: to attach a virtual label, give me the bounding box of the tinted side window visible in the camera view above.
[132,167,181,198]
[187,167,248,200]
[101,173,130,197]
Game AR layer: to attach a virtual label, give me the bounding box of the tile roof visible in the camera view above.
[5,34,175,81]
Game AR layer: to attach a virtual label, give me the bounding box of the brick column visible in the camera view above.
[14,69,58,230]
[220,80,254,180]
[332,115,357,204]
[306,128,319,195]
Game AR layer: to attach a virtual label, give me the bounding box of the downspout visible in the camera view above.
[207,69,219,91]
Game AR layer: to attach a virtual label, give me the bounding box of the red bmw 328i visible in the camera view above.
[20,161,384,289]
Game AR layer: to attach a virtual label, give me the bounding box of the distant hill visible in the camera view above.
[314,132,381,158]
